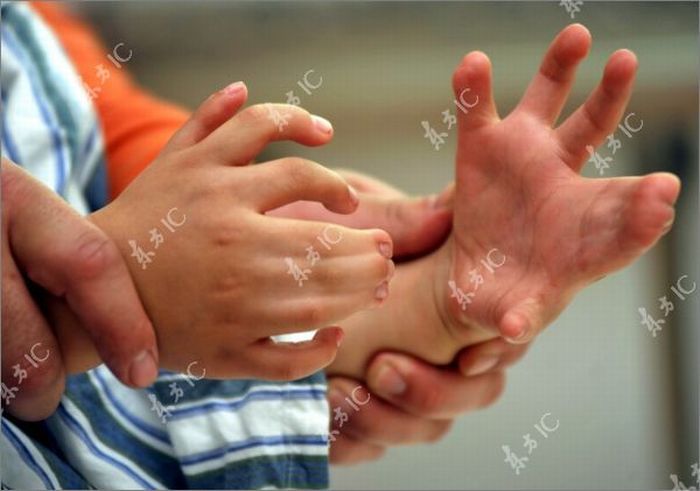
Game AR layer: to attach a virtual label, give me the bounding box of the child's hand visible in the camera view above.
[436,24,680,346]
[59,83,394,381]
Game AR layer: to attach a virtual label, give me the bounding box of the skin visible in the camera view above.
[42,82,396,381]
[327,24,680,378]
[324,24,680,461]
[3,22,680,464]
[1,158,159,421]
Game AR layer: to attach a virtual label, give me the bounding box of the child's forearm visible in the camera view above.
[327,240,491,379]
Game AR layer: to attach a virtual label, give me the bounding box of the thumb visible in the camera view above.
[371,195,452,258]
[267,193,452,259]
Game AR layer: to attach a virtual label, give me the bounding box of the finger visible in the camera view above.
[241,222,393,331]
[366,352,507,419]
[516,24,591,124]
[268,194,452,259]
[556,49,638,170]
[456,338,530,377]
[328,377,453,446]
[259,216,393,263]
[333,169,406,198]
[4,162,158,388]
[497,173,680,345]
[241,158,359,214]
[364,195,452,259]
[200,103,334,165]
[2,242,65,421]
[452,51,499,131]
[572,173,680,280]
[265,283,392,335]
[247,327,343,381]
[329,434,386,466]
[164,81,248,152]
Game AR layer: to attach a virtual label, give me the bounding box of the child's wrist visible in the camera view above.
[431,238,496,351]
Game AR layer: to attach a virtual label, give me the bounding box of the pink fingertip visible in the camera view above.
[223,81,246,97]
[500,311,529,344]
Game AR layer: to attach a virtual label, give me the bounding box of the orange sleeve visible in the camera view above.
[30,1,191,199]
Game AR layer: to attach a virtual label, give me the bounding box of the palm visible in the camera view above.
[439,25,680,344]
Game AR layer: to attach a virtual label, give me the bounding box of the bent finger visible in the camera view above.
[248,327,343,381]
[366,352,507,419]
[200,103,334,165]
[5,162,158,388]
[1,245,65,421]
[165,81,248,152]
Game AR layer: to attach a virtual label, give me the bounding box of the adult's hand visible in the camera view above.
[1,158,158,421]
[269,169,453,260]
[328,338,529,464]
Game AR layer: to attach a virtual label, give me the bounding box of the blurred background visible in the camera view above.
[78,1,698,489]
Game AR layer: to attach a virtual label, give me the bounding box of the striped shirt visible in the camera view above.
[0,3,331,489]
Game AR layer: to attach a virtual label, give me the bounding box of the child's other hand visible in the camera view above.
[80,83,394,381]
[269,169,453,259]
[437,24,680,347]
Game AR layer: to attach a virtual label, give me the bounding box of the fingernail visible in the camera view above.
[129,350,158,387]
[378,241,393,258]
[386,260,396,280]
[463,355,499,376]
[311,114,333,134]
[335,328,345,348]
[348,185,359,207]
[375,281,389,301]
[504,329,528,344]
[223,81,245,96]
[374,364,407,396]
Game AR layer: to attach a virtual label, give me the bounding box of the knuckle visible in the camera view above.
[370,255,390,280]
[69,230,121,280]
[211,217,247,248]
[238,103,270,126]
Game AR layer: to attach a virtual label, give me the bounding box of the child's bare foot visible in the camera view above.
[435,24,680,348]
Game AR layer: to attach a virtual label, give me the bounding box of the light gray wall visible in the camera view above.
[81,2,698,488]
